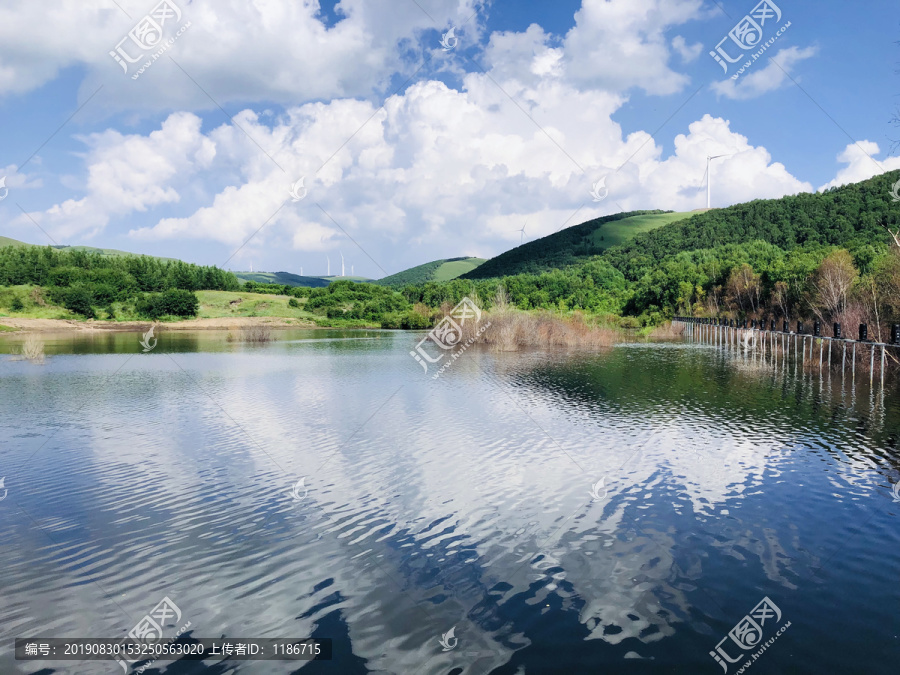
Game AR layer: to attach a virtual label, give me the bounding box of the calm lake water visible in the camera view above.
[1,328,899,674]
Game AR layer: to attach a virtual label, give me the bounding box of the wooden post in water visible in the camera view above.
[881,345,886,389]
[819,339,823,369]
[870,344,875,387]
[773,331,777,367]
[828,339,831,370]
[852,343,856,379]
[842,342,846,378]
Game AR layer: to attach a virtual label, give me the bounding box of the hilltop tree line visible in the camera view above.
[0,246,239,319]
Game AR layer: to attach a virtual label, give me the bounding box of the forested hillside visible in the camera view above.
[603,171,900,281]
[0,245,238,319]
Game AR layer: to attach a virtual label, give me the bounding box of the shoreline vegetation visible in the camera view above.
[0,316,317,334]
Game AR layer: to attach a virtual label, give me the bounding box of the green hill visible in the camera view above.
[0,236,29,248]
[376,257,487,286]
[603,170,900,281]
[462,211,692,279]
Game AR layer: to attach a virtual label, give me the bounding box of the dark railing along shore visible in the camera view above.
[672,317,898,388]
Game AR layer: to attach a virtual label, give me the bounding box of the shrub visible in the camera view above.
[380,310,434,330]
[55,284,95,318]
[137,289,200,319]
[402,311,433,329]
[380,312,403,329]
[136,294,163,319]
[288,297,300,308]
[10,297,24,312]
[161,289,199,317]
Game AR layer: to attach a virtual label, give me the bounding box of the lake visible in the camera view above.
[1,328,899,674]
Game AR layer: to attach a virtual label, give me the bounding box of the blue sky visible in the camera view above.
[1,0,899,279]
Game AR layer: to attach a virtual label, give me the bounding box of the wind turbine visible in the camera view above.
[518,220,528,245]
[341,251,345,277]
[706,154,733,209]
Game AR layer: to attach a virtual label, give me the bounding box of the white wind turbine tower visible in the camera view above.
[351,264,354,276]
[340,251,345,277]
[706,154,733,209]
[518,220,527,245]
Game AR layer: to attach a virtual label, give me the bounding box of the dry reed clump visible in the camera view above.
[241,325,273,343]
[454,306,620,352]
[226,325,275,343]
[19,335,46,363]
[647,321,685,339]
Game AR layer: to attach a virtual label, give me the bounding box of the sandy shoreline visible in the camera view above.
[0,316,323,334]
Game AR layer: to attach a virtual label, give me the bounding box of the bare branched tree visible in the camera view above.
[771,281,790,321]
[880,220,900,249]
[810,250,858,322]
[706,284,722,316]
[726,263,761,315]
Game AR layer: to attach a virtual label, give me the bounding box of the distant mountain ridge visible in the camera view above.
[235,271,334,288]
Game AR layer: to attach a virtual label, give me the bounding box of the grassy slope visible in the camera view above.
[178,290,381,327]
[431,258,487,282]
[195,290,315,321]
[464,211,691,279]
[587,212,693,251]
[0,236,29,248]
[0,285,73,319]
[377,257,486,286]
